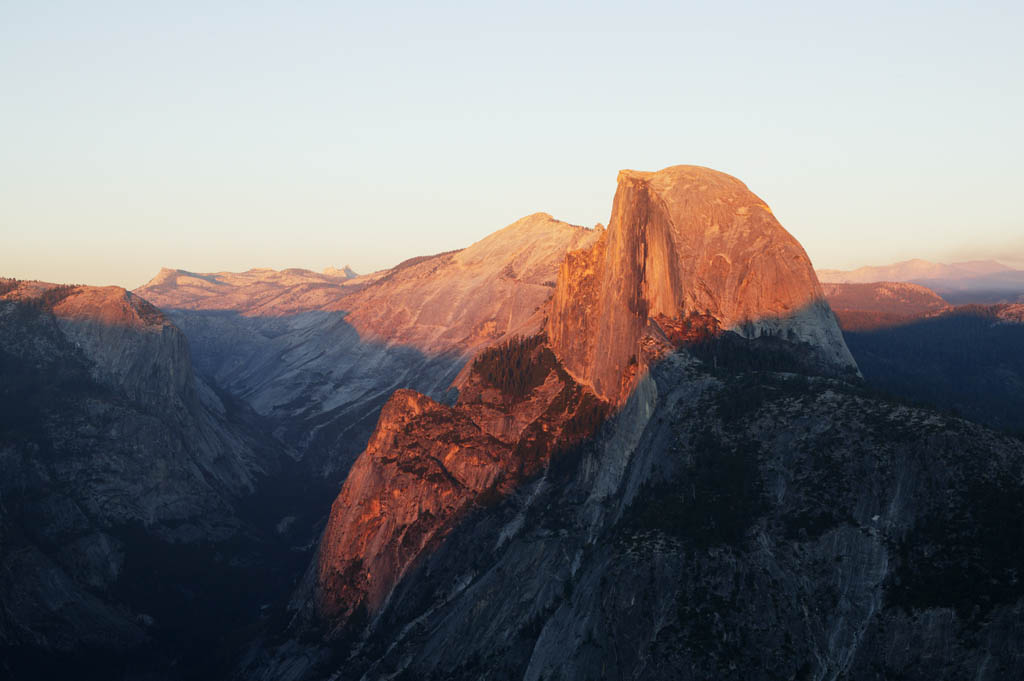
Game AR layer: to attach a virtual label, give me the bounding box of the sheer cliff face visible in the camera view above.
[548,165,855,401]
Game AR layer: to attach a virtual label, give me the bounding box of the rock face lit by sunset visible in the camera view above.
[2,3,1023,681]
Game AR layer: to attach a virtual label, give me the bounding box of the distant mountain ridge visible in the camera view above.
[817,259,1024,304]
[816,258,1012,284]
[821,281,950,331]
[138,266,368,316]
[322,265,358,279]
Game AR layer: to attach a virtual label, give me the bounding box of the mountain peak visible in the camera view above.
[323,265,358,278]
[618,163,747,185]
[548,165,855,401]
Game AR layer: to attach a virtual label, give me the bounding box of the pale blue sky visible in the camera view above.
[2,1,1022,288]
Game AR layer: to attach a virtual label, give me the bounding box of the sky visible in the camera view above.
[2,1,1023,288]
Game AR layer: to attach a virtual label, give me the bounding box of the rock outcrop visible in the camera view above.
[548,165,855,402]
[309,337,606,630]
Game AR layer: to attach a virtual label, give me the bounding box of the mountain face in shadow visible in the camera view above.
[0,281,299,679]
[248,334,1024,681]
[821,282,1024,434]
[842,304,1024,434]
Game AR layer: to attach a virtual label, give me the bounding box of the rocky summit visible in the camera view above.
[548,165,855,402]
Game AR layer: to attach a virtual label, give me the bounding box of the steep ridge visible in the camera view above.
[308,337,606,630]
[548,165,855,402]
[135,213,600,479]
[0,281,290,679]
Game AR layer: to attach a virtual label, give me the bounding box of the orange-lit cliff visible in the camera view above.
[308,165,856,631]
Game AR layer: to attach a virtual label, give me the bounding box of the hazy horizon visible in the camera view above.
[4,223,1024,291]
[3,1,1022,288]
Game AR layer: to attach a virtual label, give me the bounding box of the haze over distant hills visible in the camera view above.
[817,259,1012,284]
[817,259,1024,304]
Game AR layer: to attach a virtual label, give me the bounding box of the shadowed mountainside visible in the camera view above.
[841,304,1024,434]
[819,281,1024,433]
[0,280,297,680]
[244,329,1024,681]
